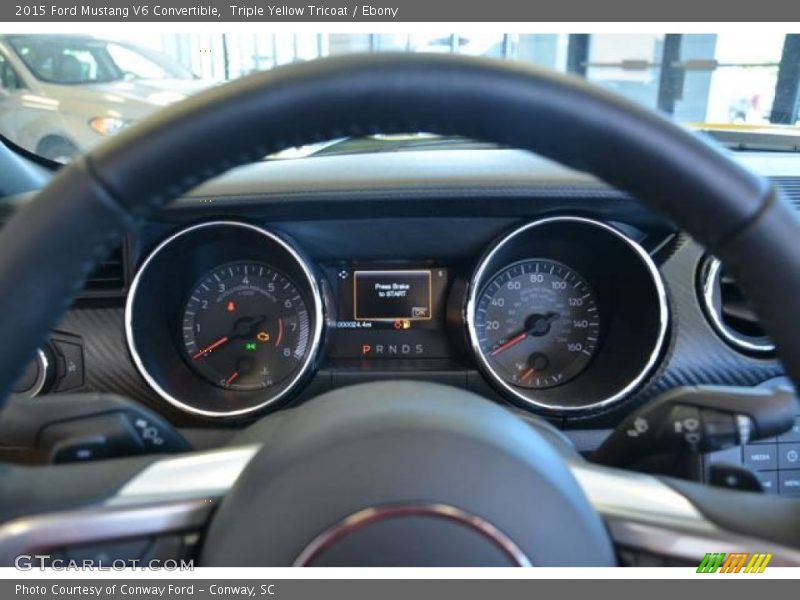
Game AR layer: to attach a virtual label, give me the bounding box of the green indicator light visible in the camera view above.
[245,342,257,351]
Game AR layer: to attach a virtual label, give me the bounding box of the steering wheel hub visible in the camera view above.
[200,382,614,566]
[294,503,531,567]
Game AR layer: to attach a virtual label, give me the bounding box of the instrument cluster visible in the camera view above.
[126,217,669,419]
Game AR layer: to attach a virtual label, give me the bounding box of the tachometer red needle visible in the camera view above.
[225,371,239,385]
[521,367,535,381]
[490,332,527,356]
[192,336,229,360]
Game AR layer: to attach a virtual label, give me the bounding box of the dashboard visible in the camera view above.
[11,148,793,441]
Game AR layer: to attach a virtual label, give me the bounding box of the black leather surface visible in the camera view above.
[0,52,790,401]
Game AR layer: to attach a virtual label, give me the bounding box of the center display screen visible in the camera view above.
[327,266,451,359]
[353,270,432,322]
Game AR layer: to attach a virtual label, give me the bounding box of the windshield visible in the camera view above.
[0,32,797,162]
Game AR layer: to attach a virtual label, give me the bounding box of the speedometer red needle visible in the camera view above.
[490,332,527,356]
[192,336,229,360]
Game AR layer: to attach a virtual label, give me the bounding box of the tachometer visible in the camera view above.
[181,261,311,391]
[474,259,599,389]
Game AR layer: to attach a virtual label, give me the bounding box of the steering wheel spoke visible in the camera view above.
[1,436,799,566]
[0,447,258,567]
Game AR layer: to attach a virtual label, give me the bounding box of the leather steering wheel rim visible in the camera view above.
[0,52,799,401]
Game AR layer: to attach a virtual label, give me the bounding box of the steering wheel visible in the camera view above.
[0,53,799,566]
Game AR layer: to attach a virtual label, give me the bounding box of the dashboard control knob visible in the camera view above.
[12,348,54,398]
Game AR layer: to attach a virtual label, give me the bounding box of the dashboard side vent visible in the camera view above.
[80,246,126,297]
[699,257,774,355]
[772,176,800,208]
[0,217,126,299]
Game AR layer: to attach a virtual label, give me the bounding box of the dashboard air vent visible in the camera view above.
[772,177,800,208]
[81,246,126,297]
[699,257,774,355]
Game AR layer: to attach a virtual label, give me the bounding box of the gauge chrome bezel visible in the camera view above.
[700,256,775,355]
[465,216,669,413]
[125,221,325,419]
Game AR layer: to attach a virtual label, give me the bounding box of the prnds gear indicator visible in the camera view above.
[353,270,432,321]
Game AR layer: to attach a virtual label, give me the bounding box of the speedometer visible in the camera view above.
[473,259,600,389]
